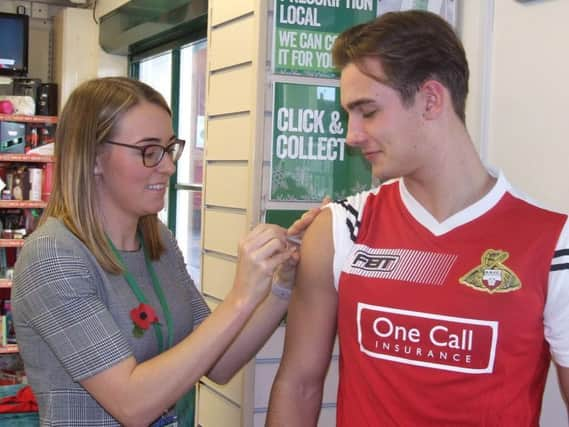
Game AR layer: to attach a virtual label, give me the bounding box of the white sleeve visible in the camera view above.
[327,188,379,289]
[544,217,569,367]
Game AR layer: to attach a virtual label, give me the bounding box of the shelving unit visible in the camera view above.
[0,114,57,356]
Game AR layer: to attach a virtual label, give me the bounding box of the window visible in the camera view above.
[139,52,172,106]
[138,51,173,226]
[175,40,206,287]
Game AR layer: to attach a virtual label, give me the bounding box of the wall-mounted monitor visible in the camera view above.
[0,12,29,77]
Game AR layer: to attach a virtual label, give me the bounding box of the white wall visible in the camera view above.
[53,8,98,111]
[487,0,569,213]
[462,0,569,213]
[459,0,491,154]
[461,1,568,425]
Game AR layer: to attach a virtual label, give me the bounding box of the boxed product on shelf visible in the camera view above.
[0,122,26,154]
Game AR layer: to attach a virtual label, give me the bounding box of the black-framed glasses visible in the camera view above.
[104,138,185,168]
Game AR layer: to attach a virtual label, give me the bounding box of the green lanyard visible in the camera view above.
[108,235,174,353]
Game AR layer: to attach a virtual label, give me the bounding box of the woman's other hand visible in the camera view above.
[274,196,332,290]
[286,196,332,241]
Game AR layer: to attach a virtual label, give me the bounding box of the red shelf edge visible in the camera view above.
[0,239,25,248]
[0,344,18,354]
[0,200,47,209]
[0,114,57,124]
[0,153,54,163]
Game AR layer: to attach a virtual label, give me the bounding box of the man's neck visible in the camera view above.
[403,129,495,222]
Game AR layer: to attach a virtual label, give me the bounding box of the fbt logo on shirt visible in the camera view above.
[357,304,499,374]
[345,245,458,286]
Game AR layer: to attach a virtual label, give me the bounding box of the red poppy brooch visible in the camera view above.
[130,303,159,338]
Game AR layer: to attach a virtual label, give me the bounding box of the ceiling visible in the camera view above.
[99,0,205,55]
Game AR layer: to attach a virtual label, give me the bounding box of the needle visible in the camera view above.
[286,235,302,246]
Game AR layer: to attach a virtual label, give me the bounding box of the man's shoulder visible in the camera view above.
[504,181,568,225]
[326,181,395,238]
[493,170,566,219]
[330,183,387,215]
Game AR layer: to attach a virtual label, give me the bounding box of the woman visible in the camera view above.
[12,77,319,426]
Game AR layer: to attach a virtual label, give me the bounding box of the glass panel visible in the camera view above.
[138,51,173,225]
[176,190,202,287]
[139,51,172,107]
[177,40,206,187]
[176,39,207,287]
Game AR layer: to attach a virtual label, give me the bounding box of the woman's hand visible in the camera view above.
[232,224,294,306]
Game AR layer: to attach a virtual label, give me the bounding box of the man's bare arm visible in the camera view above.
[267,209,338,426]
[556,364,569,422]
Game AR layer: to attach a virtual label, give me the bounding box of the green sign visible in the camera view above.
[273,0,377,78]
[265,209,307,228]
[271,82,371,201]
[273,0,457,78]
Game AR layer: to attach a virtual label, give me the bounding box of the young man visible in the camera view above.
[267,10,569,426]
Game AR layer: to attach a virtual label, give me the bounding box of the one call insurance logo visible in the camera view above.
[357,304,498,374]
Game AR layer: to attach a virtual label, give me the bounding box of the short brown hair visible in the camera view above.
[42,77,171,273]
[333,10,469,122]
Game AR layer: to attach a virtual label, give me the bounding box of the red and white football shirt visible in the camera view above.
[329,171,569,426]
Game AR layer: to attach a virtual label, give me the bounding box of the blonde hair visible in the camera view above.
[42,77,172,273]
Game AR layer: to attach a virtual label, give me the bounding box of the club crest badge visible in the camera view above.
[459,249,521,294]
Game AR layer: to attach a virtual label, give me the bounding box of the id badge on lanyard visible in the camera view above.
[151,414,178,427]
